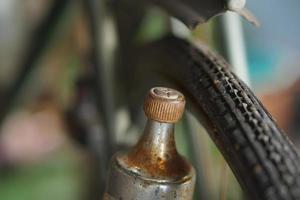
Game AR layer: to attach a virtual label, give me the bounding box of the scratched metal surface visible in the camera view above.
[106,157,196,199]
[105,120,196,199]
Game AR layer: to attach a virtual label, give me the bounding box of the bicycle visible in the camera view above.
[1,0,300,199]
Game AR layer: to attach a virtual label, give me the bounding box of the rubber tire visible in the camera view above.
[138,36,300,200]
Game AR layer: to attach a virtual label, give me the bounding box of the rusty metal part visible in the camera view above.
[144,87,185,123]
[104,87,196,199]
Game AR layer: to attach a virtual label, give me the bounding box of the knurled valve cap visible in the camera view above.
[144,87,185,123]
[104,86,195,200]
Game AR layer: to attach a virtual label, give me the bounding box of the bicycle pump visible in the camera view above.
[104,87,196,199]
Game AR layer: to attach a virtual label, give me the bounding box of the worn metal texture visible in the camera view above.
[144,87,186,123]
[104,88,196,200]
[105,157,195,199]
[121,120,192,180]
[105,120,196,199]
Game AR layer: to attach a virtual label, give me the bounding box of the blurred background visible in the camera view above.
[0,0,299,199]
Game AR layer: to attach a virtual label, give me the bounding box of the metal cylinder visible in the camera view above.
[104,87,196,199]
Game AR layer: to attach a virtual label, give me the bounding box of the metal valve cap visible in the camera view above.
[144,87,185,123]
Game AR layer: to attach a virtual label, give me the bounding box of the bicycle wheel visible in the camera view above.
[133,35,300,200]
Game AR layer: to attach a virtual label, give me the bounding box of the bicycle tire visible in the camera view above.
[135,36,300,200]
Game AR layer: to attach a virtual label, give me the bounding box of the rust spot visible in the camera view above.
[122,136,191,180]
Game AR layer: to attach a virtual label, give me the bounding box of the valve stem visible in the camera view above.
[104,87,196,200]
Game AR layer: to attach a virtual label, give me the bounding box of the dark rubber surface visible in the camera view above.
[139,36,300,199]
